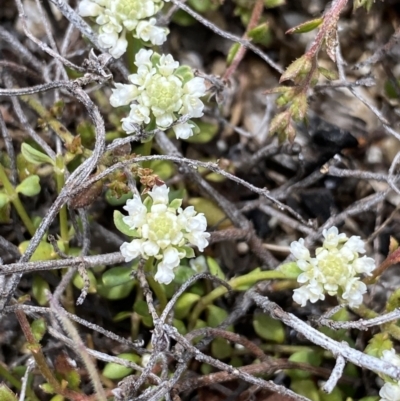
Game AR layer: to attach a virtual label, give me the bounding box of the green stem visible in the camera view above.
[15,310,84,401]
[55,156,69,254]
[0,361,41,401]
[0,163,36,236]
[189,270,287,330]
[144,257,168,311]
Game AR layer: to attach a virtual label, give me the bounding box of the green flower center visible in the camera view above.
[146,75,183,112]
[317,251,348,282]
[147,213,177,240]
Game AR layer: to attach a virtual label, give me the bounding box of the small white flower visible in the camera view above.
[136,18,168,45]
[290,226,375,307]
[78,0,103,17]
[110,49,206,136]
[173,122,194,139]
[118,184,210,284]
[79,0,169,58]
[379,381,400,401]
[148,183,169,205]
[110,83,139,107]
[382,349,400,367]
[290,238,310,261]
[322,226,347,249]
[158,54,180,77]
[120,239,143,262]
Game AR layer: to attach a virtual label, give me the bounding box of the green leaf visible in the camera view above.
[318,67,339,81]
[206,256,225,280]
[279,262,302,279]
[169,198,183,210]
[21,142,54,165]
[0,193,9,208]
[173,319,187,335]
[188,197,231,229]
[31,317,47,342]
[72,270,97,293]
[32,275,50,306]
[150,159,175,180]
[264,0,285,7]
[174,292,201,320]
[103,353,141,380]
[207,305,230,328]
[287,350,322,380]
[0,384,18,401]
[174,65,194,84]
[102,266,133,287]
[185,121,219,144]
[16,175,41,196]
[97,281,135,300]
[113,210,139,237]
[19,240,58,261]
[253,313,285,343]
[286,18,323,34]
[290,379,320,401]
[105,189,133,206]
[320,386,343,401]
[227,43,241,66]
[365,333,394,358]
[280,55,312,83]
[211,337,232,359]
[185,247,196,259]
[248,23,272,47]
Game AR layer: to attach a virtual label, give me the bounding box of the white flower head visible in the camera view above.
[380,381,400,401]
[119,184,210,284]
[79,0,169,59]
[290,226,375,307]
[110,49,206,138]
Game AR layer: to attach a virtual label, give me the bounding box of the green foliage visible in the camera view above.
[287,350,322,379]
[188,197,231,228]
[279,262,302,279]
[21,143,54,166]
[365,333,393,358]
[253,313,285,343]
[32,276,50,306]
[31,318,47,342]
[0,384,18,401]
[16,175,41,197]
[103,353,141,380]
[286,18,323,34]
[174,293,201,320]
[113,210,139,237]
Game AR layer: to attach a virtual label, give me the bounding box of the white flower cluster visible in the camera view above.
[78,0,169,58]
[110,49,206,139]
[120,184,210,284]
[379,349,400,401]
[290,226,375,308]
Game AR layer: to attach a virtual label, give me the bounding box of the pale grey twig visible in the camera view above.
[14,0,85,72]
[160,273,230,323]
[168,0,283,74]
[0,251,124,274]
[0,26,44,74]
[19,358,35,401]
[250,291,400,380]
[318,308,400,330]
[4,303,144,350]
[322,355,345,394]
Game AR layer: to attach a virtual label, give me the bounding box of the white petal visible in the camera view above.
[379,381,400,401]
[154,265,175,284]
[142,241,160,257]
[184,77,206,97]
[290,238,310,260]
[120,239,143,262]
[109,31,128,58]
[135,49,153,68]
[352,256,375,275]
[173,122,194,139]
[78,0,103,17]
[110,83,138,107]
[149,184,169,205]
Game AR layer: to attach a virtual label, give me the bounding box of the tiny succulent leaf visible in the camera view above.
[286,18,323,34]
[21,143,54,165]
[16,175,41,196]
